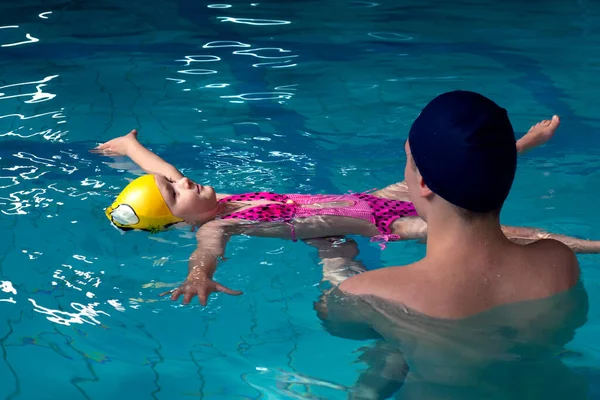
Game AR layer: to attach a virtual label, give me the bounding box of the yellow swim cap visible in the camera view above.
[105,174,184,232]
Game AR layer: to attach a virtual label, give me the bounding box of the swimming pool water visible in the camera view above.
[2,0,600,398]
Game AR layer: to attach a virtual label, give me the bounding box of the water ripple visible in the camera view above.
[233,48,297,59]
[22,249,42,260]
[274,84,297,91]
[182,142,317,191]
[166,78,186,84]
[386,76,461,82]
[52,262,102,292]
[0,109,65,122]
[0,128,65,141]
[231,47,298,68]
[0,25,39,48]
[217,17,291,26]
[177,69,218,75]
[29,299,109,326]
[350,1,380,7]
[367,32,413,41]
[107,299,125,312]
[0,149,99,215]
[0,128,68,141]
[0,177,19,189]
[0,75,59,104]
[0,280,17,304]
[203,40,251,48]
[13,152,56,167]
[204,83,230,88]
[252,60,297,68]
[220,92,295,103]
[176,55,221,65]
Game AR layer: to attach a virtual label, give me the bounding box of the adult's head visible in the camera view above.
[405,90,517,222]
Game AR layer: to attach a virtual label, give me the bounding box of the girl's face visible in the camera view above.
[155,175,218,223]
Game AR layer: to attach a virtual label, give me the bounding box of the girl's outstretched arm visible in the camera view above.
[93,129,183,181]
[501,226,600,254]
[161,220,242,305]
[394,218,600,254]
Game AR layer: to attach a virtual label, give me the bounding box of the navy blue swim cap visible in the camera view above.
[408,90,517,213]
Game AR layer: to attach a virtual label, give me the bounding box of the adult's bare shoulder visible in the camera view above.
[528,238,580,288]
[339,265,417,301]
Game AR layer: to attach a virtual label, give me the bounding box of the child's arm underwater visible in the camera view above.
[93,129,183,181]
[161,220,243,305]
[306,237,382,342]
[303,237,368,287]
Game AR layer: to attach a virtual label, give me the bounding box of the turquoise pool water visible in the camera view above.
[2,0,600,398]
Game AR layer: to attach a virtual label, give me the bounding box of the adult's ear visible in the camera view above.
[418,173,433,199]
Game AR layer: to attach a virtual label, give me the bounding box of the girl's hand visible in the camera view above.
[160,275,243,306]
[92,129,140,157]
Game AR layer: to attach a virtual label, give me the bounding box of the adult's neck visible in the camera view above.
[423,207,510,263]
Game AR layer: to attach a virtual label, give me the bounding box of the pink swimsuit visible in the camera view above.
[218,192,418,248]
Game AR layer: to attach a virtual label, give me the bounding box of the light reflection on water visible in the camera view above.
[0,25,40,48]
